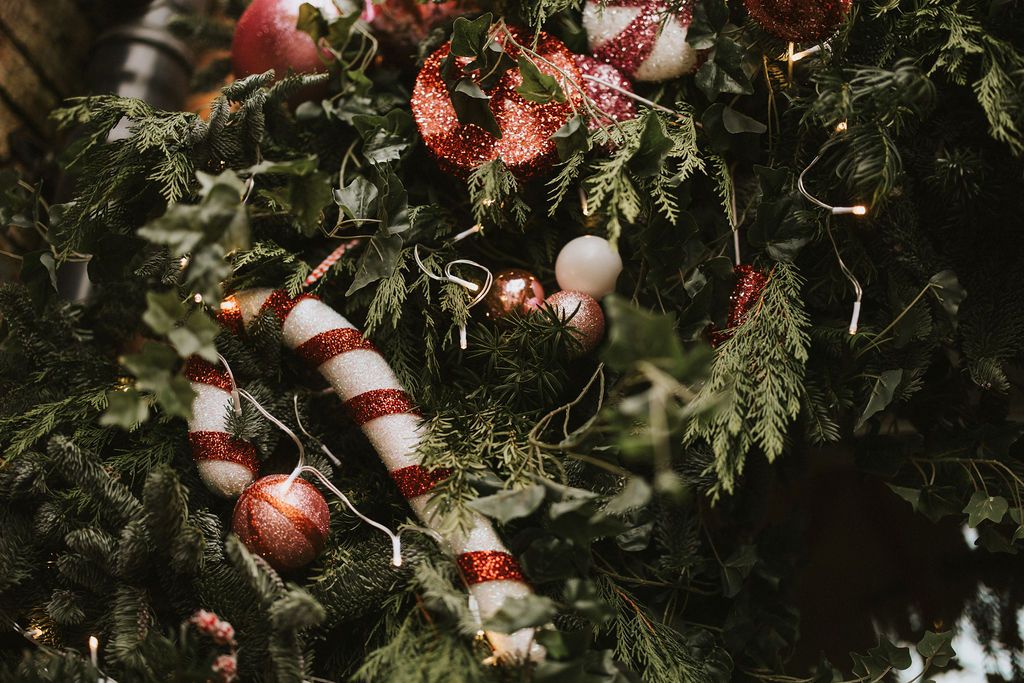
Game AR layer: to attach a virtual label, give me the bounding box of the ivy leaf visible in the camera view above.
[263,170,334,236]
[605,477,652,515]
[167,310,220,362]
[721,106,766,134]
[856,369,903,429]
[352,110,415,165]
[720,544,757,598]
[122,342,195,420]
[142,290,185,335]
[516,55,565,104]
[695,34,755,100]
[346,234,403,295]
[602,296,693,376]
[552,116,588,160]
[963,490,1008,527]
[928,270,966,326]
[917,630,956,667]
[449,78,501,138]
[99,389,149,429]
[334,176,379,221]
[296,3,329,43]
[564,579,613,625]
[484,595,556,633]
[629,113,674,178]
[468,484,546,523]
[449,13,491,58]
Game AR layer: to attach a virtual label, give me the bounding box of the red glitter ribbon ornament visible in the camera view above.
[188,432,260,473]
[744,0,852,43]
[457,550,526,584]
[710,264,770,347]
[574,55,638,131]
[390,464,452,499]
[295,328,376,367]
[411,28,582,179]
[583,0,698,82]
[345,389,419,426]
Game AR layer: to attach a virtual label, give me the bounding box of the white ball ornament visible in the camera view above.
[583,0,700,82]
[555,236,623,299]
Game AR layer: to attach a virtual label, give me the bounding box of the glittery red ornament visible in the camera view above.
[410,29,582,178]
[710,264,769,347]
[231,0,337,99]
[232,474,330,571]
[483,269,546,320]
[744,0,852,43]
[574,55,638,131]
[365,0,473,60]
[544,290,606,356]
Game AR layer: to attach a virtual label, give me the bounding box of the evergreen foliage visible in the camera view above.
[2,0,1024,681]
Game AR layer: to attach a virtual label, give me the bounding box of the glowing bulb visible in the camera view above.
[193,293,203,303]
[220,298,239,312]
[89,635,99,668]
[835,121,848,133]
[852,205,867,216]
[179,256,189,269]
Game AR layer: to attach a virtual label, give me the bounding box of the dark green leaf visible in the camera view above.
[917,630,955,667]
[449,79,501,138]
[928,270,966,325]
[605,477,652,514]
[516,55,565,104]
[346,234,403,295]
[630,113,674,178]
[856,369,903,429]
[721,106,766,134]
[963,490,1008,527]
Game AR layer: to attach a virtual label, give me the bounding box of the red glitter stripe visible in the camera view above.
[188,431,259,473]
[389,465,451,499]
[457,551,525,584]
[248,482,327,554]
[345,389,418,426]
[184,358,233,393]
[259,290,318,323]
[217,300,244,335]
[593,0,665,77]
[295,328,377,367]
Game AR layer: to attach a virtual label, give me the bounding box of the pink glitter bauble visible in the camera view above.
[544,290,606,356]
[574,54,638,131]
[232,474,330,572]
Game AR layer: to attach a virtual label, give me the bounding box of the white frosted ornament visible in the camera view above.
[583,0,699,82]
[555,236,623,299]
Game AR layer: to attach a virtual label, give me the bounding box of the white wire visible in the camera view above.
[299,465,403,567]
[292,395,342,466]
[825,221,864,335]
[236,388,306,487]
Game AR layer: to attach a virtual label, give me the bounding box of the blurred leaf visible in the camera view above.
[468,484,546,523]
[142,290,185,335]
[484,594,556,633]
[630,113,674,178]
[99,389,149,429]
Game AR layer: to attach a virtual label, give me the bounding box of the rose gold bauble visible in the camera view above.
[232,474,330,572]
[483,269,546,320]
[544,290,606,355]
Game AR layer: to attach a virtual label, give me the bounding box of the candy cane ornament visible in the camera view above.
[184,356,260,498]
[224,288,543,662]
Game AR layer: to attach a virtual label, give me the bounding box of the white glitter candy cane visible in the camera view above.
[226,288,544,663]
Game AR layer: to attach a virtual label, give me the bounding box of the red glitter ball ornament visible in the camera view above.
[544,290,606,356]
[232,474,330,572]
[232,0,339,99]
[574,55,638,131]
[743,0,852,43]
[710,264,769,347]
[483,269,546,320]
[410,29,582,178]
